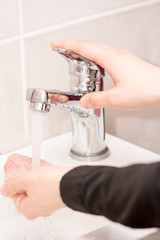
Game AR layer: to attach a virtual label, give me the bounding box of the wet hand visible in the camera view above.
[1,154,74,220]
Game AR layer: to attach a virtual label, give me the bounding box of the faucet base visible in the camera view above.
[70,146,110,162]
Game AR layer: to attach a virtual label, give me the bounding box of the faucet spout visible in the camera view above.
[26,88,91,117]
[26,48,110,161]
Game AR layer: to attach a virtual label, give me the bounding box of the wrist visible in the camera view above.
[57,166,76,208]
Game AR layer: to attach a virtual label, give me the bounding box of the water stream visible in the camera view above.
[31,111,45,169]
[30,112,57,239]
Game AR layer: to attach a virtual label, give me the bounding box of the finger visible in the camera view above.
[51,40,112,68]
[48,93,68,103]
[17,197,40,220]
[80,87,123,109]
[1,184,10,197]
[1,177,25,198]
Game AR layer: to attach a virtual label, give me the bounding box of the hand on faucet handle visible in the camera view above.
[51,40,160,110]
[48,93,69,104]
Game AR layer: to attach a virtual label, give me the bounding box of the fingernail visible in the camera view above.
[1,185,9,196]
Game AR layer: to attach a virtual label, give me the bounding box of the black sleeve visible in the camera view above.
[60,162,160,228]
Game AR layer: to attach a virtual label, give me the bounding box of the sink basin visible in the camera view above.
[77,224,159,240]
[0,132,159,240]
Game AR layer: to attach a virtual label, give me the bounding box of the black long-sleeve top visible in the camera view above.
[60,162,160,228]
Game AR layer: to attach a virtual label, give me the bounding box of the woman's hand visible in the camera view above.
[51,40,160,109]
[1,154,74,220]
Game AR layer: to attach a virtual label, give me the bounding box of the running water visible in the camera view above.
[32,111,45,169]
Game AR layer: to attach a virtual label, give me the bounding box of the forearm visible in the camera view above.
[60,162,160,228]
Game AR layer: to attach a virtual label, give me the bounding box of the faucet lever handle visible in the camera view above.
[52,47,105,78]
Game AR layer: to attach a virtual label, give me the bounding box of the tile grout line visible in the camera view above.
[0,0,159,45]
[22,0,160,39]
[18,0,29,144]
[0,35,20,45]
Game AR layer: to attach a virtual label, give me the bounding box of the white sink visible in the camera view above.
[0,132,159,240]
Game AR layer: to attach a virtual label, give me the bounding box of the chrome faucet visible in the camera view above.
[26,48,110,161]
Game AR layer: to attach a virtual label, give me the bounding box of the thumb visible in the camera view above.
[80,88,120,109]
[1,178,25,197]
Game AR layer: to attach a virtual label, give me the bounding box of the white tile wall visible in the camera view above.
[0,0,19,39]
[0,0,160,154]
[22,0,146,32]
[105,102,160,154]
[0,41,25,154]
